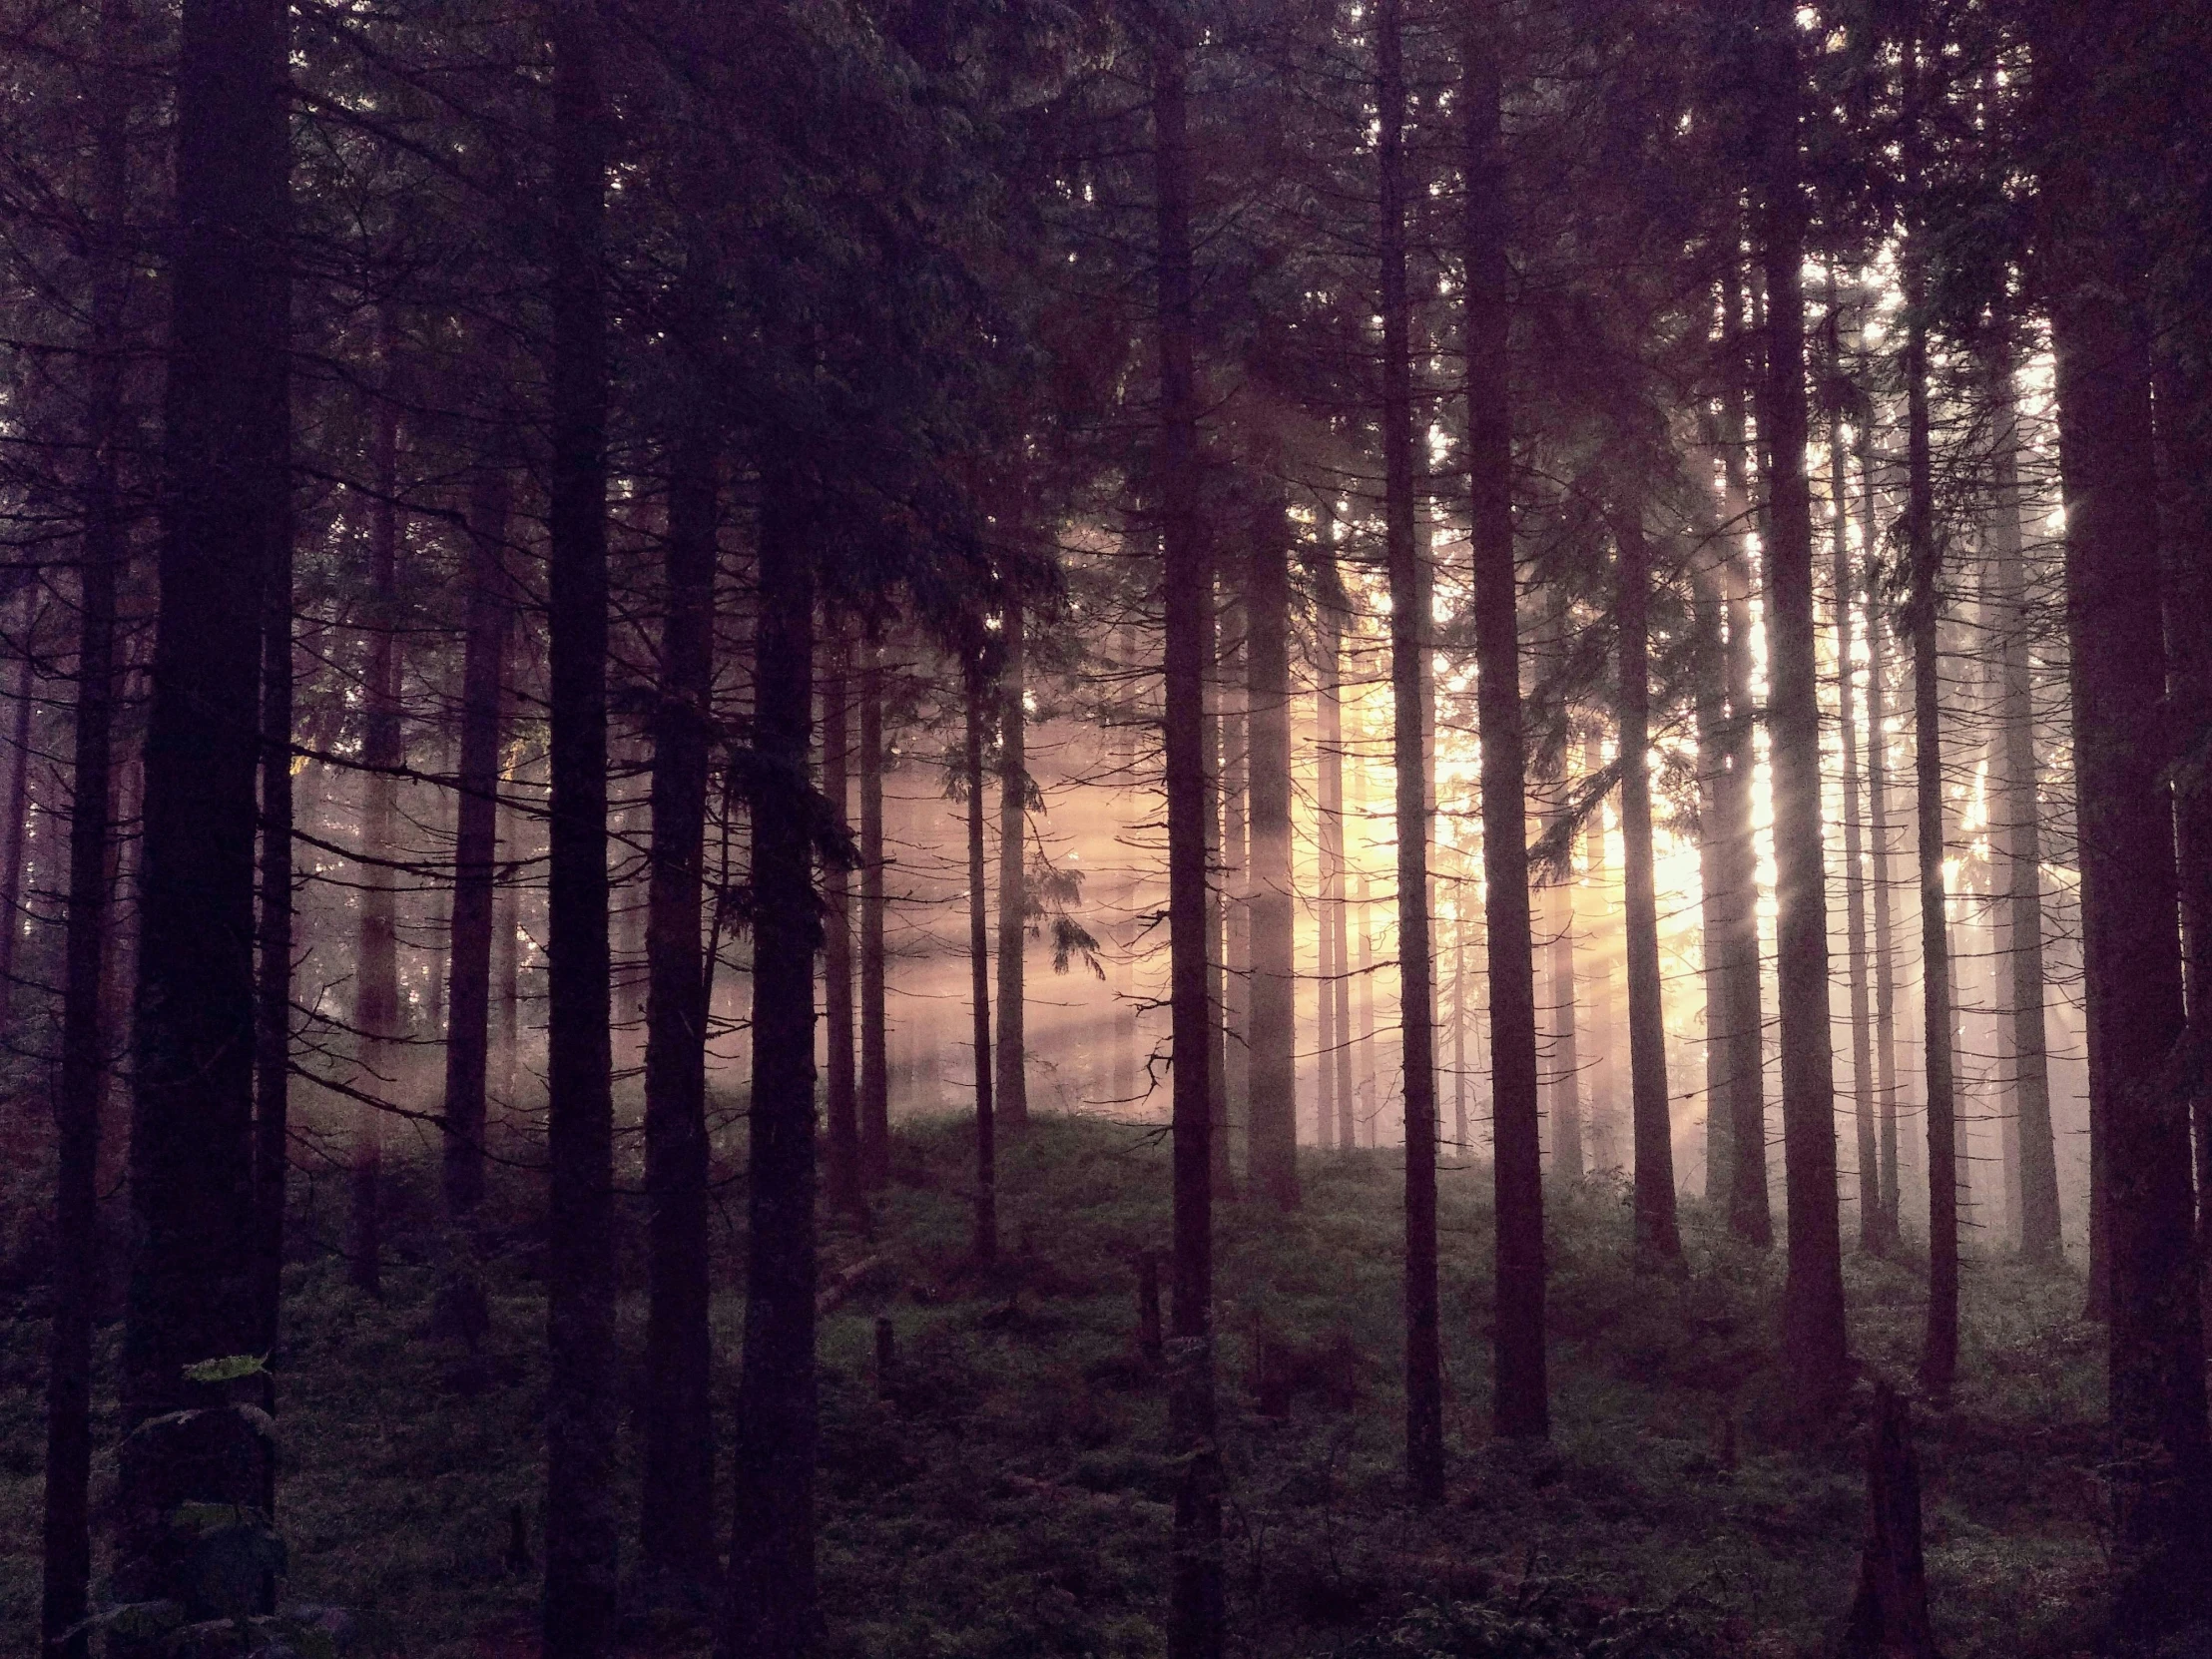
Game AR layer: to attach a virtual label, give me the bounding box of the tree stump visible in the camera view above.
[1845,1381,1939,1656]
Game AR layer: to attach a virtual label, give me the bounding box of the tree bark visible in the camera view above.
[43,15,130,1633]
[1863,436,1904,1250]
[1378,0,1442,1499]
[0,604,35,1039]
[858,620,890,1188]
[117,0,286,1619]
[1901,179,1959,1406]
[964,650,997,1263]
[1752,2,1848,1407]
[350,326,404,1301]
[1465,17,1547,1439]
[1832,373,1880,1256]
[1614,505,1680,1261]
[640,376,718,1595]
[542,6,620,1648]
[824,633,860,1211]
[724,463,822,1658]
[2037,1,2212,1580]
[1246,487,1299,1209]
[1318,601,1354,1149]
[442,458,512,1222]
[995,596,1027,1133]
[1154,32,1225,1654]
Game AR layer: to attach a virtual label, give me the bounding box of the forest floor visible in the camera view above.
[0,1110,2168,1656]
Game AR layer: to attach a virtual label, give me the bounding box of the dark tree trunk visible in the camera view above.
[962,652,997,1263]
[0,608,35,1039]
[1717,276,1772,1246]
[1246,487,1299,1208]
[252,360,292,1358]
[1843,1382,1939,1658]
[43,15,130,1634]
[1465,20,1547,1439]
[1155,32,1225,1655]
[1902,189,1959,1406]
[1753,4,1848,1407]
[1863,436,1904,1249]
[1832,385,1879,1256]
[1377,0,1442,1499]
[442,458,512,1222]
[350,333,404,1301]
[1318,603,1354,1150]
[2038,3,2212,1581]
[724,464,822,1658]
[995,597,1027,1133]
[1614,505,1680,1261]
[117,0,286,1620]
[824,633,860,1212]
[542,8,620,1649]
[640,382,718,1595]
[858,620,890,1188]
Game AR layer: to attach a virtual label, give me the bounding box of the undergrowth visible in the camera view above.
[0,1109,2136,1655]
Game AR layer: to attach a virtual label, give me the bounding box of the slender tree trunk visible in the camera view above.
[43,20,130,1633]
[640,375,718,1595]
[1901,189,1959,1406]
[824,633,860,1211]
[1465,18,1547,1438]
[1155,33,1225,1653]
[1246,488,1299,1208]
[1354,755,1378,1147]
[1543,782,1582,1186]
[1832,379,1879,1255]
[350,334,404,1300]
[2037,3,2211,1582]
[117,0,286,1619]
[858,620,890,1188]
[254,542,290,1345]
[1692,550,1733,1205]
[1378,0,1442,1498]
[542,9,620,1648]
[1615,505,1680,1261]
[1204,595,1235,1188]
[0,611,34,1040]
[1717,277,1773,1246]
[1318,603,1354,1150]
[724,463,821,1658]
[1753,3,1848,1406]
[995,597,1027,1134]
[1863,436,1904,1248]
[964,652,996,1263]
[1221,593,1249,1132]
[443,459,512,1222]
[1580,730,1617,1174]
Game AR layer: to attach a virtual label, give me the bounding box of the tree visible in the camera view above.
[1244,482,1299,1209]
[1749,0,1847,1409]
[1464,10,1547,1440]
[116,0,288,1621]
[1154,27,1225,1654]
[995,594,1028,1134]
[541,3,620,1647]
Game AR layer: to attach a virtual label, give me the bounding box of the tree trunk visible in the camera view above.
[725,462,822,1657]
[1753,3,1848,1407]
[2038,3,2212,1581]
[1580,730,1617,1174]
[1204,593,1236,1187]
[1902,184,1959,1407]
[442,458,512,1222]
[824,633,860,1211]
[1154,33,1225,1655]
[1246,487,1299,1209]
[1221,590,1249,1132]
[1863,435,1904,1250]
[995,596,1027,1133]
[1377,0,1442,1499]
[1354,752,1378,1147]
[542,8,620,1648]
[1318,602,1354,1150]
[1717,273,1772,1246]
[1615,505,1680,1261]
[640,377,717,1595]
[1832,376,1879,1256]
[858,619,890,1188]
[43,21,130,1634]
[960,651,997,1263]
[1843,1381,1940,1658]
[0,604,36,1041]
[117,0,286,1619]
[1692,548,1732,1205]
[350,321,403,1300]
[1464,18,1547,1439]
[1542,778,1582,1186]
